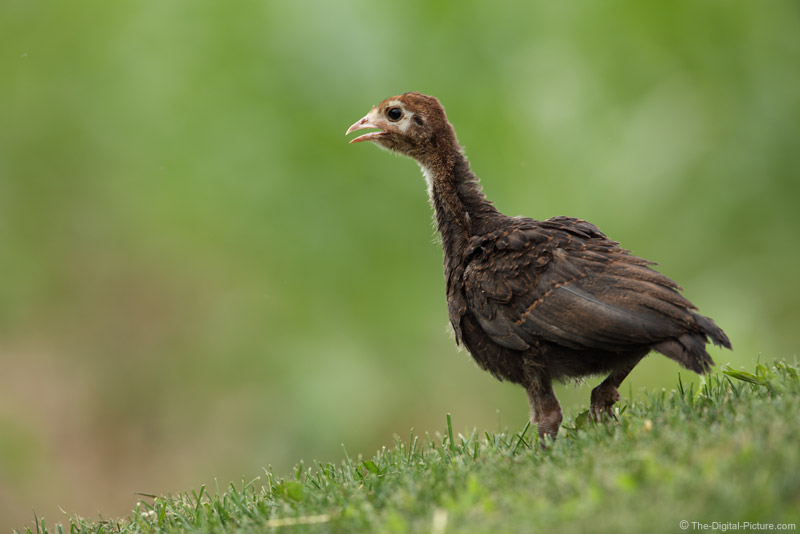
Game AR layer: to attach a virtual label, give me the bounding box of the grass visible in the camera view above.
[20,361,800,534]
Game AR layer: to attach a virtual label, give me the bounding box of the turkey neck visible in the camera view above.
[421,148,500,262]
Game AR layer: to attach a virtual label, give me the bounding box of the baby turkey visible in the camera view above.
[347,92,731,444]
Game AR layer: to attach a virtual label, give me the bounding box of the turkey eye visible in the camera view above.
[386,107,403,121]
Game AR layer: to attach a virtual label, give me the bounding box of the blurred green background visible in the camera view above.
[1,0,798,529]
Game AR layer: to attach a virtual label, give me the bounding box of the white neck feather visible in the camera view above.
[418,163,435,200]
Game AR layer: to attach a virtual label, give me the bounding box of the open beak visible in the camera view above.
[346,107,385,144]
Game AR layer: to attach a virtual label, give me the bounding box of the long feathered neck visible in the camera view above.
[420,146,500,261]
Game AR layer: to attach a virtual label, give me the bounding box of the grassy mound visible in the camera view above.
[22,361,800,533]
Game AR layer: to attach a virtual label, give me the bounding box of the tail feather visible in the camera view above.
[652,335,714,374]
[694,313,732,350]
[651,313,731,374]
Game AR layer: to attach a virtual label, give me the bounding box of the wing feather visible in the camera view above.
[463,217,702,353]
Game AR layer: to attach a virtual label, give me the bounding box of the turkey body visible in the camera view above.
[451,214,720,384]
[347,92,731,443]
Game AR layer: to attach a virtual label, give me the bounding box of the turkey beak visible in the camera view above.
[346,107,385,144]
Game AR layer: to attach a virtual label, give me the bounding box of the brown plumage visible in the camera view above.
[347,92,731,444]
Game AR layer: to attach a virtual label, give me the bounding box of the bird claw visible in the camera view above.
[590,384,621,423]
[590,404,618,423]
